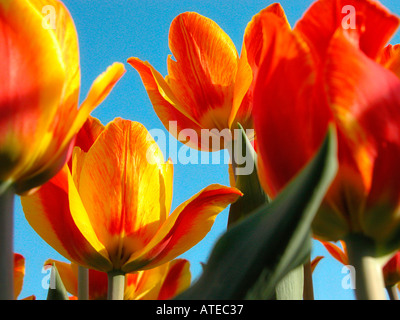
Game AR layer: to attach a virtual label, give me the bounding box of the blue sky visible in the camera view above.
[13,0,400,300]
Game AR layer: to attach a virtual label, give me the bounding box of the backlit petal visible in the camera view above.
[122,184,242,272]
[128,57,210,150]
[73,119,171,270]
[0,0,66,184]
[44,259,78,297]
[253,13,330,197]
[158,259,191,300]
[21,166,112,271]
[167,12,239,131]
[232,3,290,130]
[294,0,399,63]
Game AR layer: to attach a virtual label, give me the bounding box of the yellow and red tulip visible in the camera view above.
[127,6,288,151]
[21,117,242,274]
[0,0,125,195]
[253,0,400,246]
[45,258,191,300]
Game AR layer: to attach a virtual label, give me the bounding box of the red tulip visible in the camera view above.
[253,0,400,245]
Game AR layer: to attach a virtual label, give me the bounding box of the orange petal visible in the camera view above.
[73,119,172,270]
[378,44,400,79]
[362,142,400,243]
[253,13,331,197]
[127,57,213,150]
[310,256,324,273]
[30,0,81,114]
[13,253,25,299]
[321,240,348,265]
[21,165,112,271]
[74,116,105,153]
[232,3,290,130]
[125,265,167,300]
[294,0,399,63]
[158,259,191,300]
[61,62,125,153]
[167,12,238,131]
[122,184,242,272]
[0,0,66,185]
[44,259,78,297]
[325,30,400,192]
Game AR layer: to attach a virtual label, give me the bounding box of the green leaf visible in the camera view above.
[176,126,338,300]
[47,263,69,300]
[228,123,268,226]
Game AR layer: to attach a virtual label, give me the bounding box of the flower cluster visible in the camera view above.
[1,0,400,300]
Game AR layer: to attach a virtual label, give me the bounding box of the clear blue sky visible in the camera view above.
[13,0,400,300]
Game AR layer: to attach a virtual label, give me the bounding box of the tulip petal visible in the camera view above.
[73,119,172,270]
[44,259,78,297]
[232,3,290,130]
[362,142,400,246]
[167,12,238,130]
[62,62,125,151]
[158,259,191,300]
[325,29,400,191]
[128,57,212,150]
[321,241,348,265]
[15,63,125,194]
[379,44,400,79]
[21,166,112,271]
[0,0,66,183]
[253,13,331,197]
[30,0,81,111]
[122,184,242,272]
[310,255,324,273]
[74,116,105,153]
[295,0,399,63]
[13,253,25,299]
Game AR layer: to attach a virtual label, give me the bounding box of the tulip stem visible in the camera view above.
[386,285,399,300]
[107,271,125,300]
[78,266,89,300]
[345,234,386,300]
[0,187,15,300]
[303,256,314,300]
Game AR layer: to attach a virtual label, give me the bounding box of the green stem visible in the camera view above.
[107,271,125,300]
[303,256,314,300]
[0,188,14,300]
[78,266,89,300]
[345,234,386,300]
[386,285,399,300]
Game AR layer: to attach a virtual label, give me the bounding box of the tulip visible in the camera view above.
[127,5,286,151]
[0,0,125,299]
[254,0,400,248]
[252,0,400,299]
[0,0,125,195]
[45,258,191,300]
[21,117,242,299]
